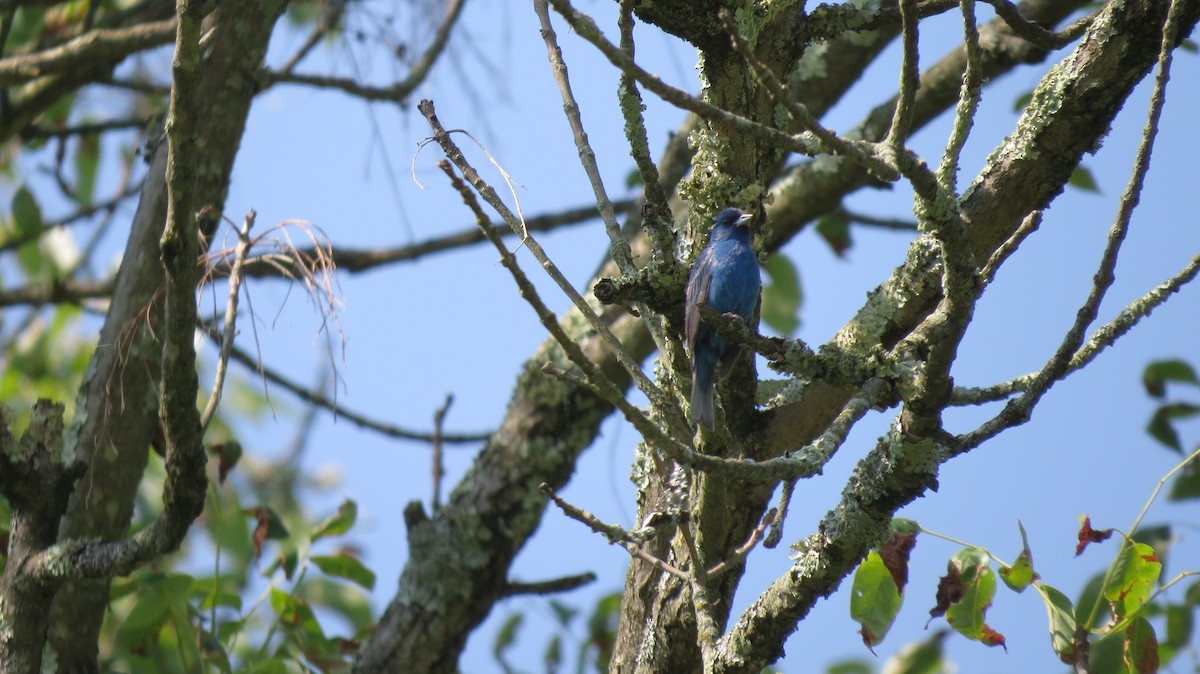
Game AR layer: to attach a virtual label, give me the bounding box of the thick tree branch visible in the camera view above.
[43,2,289,669]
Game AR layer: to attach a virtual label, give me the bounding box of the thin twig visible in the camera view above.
[546,0,899,182]
[205,325,489,444]
[716,9,898,181]
[952,250,1200,406]
[615,0,675,265]
[936,0,982,192]
[431,393,453,513]
[834,207,919,232]
[201,211,255,431]
[540,483,688,579]
[419,101,671,415]
[262,0,464,103]
[679,522,721,665]
[955,0,1185,451]
[534,0,632,274]
[708,508,777,577]
[500,572,597,598]
[885,0,920,153]
[981,0,1094,50]
[978,210,1041,287]
[763,481,795,549]
[277,0,351,75]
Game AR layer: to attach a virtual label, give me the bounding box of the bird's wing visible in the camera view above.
[685,252,713,354]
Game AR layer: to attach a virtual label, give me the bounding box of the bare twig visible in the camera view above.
[277,0,351,75]
[955,0,1186,452]
[534,0,632,275]
[540,483,688,579]
[22,117,143,139]
[262,0,464,103]
[201,211,255,431]
[419,101,670,415]
[953,250,1200,407]
[546,0,900,182]
[763,481,795,549]
[716,9,898,181]
[431,394,453,512]
[978,210,1041,287]
[615,0,675,265]
[936,0,982,192]
[885,0,920,153]
[205,326,489,444]
[834,207,919,232]
[499,572,597,598]
[708,508,777,577]
[981,0,1095,50]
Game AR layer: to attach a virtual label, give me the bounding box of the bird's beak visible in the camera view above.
[737,213,753,226]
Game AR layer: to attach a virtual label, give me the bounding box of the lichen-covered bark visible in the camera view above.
[0,402,81,674]
[611,0,1194,671]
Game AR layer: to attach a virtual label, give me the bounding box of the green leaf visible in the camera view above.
[942,548,1006,648]
[297,577,373,627]
[1000,521,1037,592]
[880,631,948,674]
[826,659,873,674]
[11,186,43,236]
[1068,165,1101,193]
[1105,543,1162,625]
[1160,603,1193,665]
[244,658,290,674]
[545,633,562,671]
[760,253,803,335]
[1143,359,1199,398]
[74,133,100,206]
[1181,38,1197,52]
[548,598,577,627]
[1124,616,1160,674]
[850,550,902,650]
[816,212,852,256]
[587,592,622,672]
[1012,89,1034,112]
[1037,583,1080,665]
[1168,458,1200,501]
[493,612,523,661]
[1146,403,1200,452]
[310,553,376,590]
[625,167,643,189]
[311,499,357,542]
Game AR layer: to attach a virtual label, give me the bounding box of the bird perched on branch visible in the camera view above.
[685,207,761,428]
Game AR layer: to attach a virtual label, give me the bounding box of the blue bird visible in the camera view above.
[685,207,761,428]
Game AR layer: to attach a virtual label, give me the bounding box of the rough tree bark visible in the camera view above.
[38,2,288,671]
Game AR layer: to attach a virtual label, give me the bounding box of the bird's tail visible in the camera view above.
[691,371,715,429]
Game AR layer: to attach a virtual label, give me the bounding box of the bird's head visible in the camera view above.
[709,207,754,243]
[714,207,753,230]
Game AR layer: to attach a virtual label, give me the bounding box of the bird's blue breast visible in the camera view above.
[704,239,760,320]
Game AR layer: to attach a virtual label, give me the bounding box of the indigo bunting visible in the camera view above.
[685,207,761,428]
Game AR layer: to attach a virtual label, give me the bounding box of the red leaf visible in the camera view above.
[879,530,918,593]
[929,564,964,622]
[252,507,269,562]
[1076,516,1114,556]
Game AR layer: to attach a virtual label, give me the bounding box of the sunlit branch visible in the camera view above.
[534,0,633,275]
[954,0,1187,451]
[419,100,674,417]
